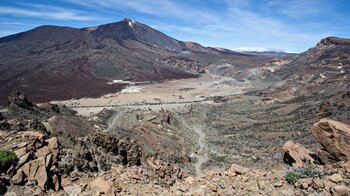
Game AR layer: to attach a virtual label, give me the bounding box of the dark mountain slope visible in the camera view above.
[90,18,184,52]
[0,19,198,105]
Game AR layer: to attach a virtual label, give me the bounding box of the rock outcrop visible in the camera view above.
[0,131,61,192]
[91,133,142,166]
[136,108,172,124]
[8,91,34,110]
[310,119,350,163]
[38,102,60,113]
[58,132,142,174]
[282,141,318,167]
[318,36,350,46]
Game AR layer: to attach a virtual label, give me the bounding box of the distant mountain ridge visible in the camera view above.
[0,18,345,105]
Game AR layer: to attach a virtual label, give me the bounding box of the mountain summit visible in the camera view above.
[86,18,185,52]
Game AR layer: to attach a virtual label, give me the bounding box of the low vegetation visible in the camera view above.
[0,150,17,172]
[286,171,300,184]
[302,168,322,178]
[286,167,322,184]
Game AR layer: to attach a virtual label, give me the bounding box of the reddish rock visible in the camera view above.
[295,178,312,189]
[35,146,51,158]
[11,171,25,185]
[60,177,73,188]
[333,185,350,196]
[311,179,324,190]
[22,131,45,141]
[35,137,59,161]
[12,157,49,190]
[52,174,60,191]
[14,147,27,158]
[90,177,115,195]
[316,148,338,165]
[341,162,350,173]
[16,152,34,169]
[282,141,315,167]
[310,119,350,162]
[46,137,59,154]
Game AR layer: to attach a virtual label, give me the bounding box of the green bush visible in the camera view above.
[286,172,300,184]
[0,150,17,172]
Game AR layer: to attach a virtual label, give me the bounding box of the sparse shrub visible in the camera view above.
[0,150,17,172]
[286,166,322,184]
[286,171,300,184]
[302,168,321,178]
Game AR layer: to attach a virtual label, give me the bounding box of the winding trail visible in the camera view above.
[192,125,208,175]
[173,111,209,176]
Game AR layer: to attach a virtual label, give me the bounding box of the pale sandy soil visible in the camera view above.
[51,74,252,116]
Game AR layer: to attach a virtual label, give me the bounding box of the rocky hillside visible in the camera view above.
[261,37,350,104]
[277,37,350,80]
[0,92,350,195]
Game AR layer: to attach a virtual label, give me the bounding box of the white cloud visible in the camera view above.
[0,21,26,25]
[63,0,219,23]
[267,0,332,18]
[0,5,102,21]
[234,47,269,52]
[234,47,288,52]
[151,24,210,36]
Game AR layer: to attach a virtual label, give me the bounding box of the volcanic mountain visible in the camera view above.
[0,18,281,105]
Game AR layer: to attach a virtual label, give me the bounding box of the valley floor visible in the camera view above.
[52,74,271,115]
[50,72,350,172]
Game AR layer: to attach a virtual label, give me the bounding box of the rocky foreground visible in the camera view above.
[0,92,349,195]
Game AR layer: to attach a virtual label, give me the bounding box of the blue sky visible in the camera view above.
[0,0,349,53]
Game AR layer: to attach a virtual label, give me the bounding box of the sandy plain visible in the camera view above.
[52,74,253,115]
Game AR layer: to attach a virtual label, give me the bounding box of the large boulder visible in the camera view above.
[310,119,350,162]
[282,141,318,167]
